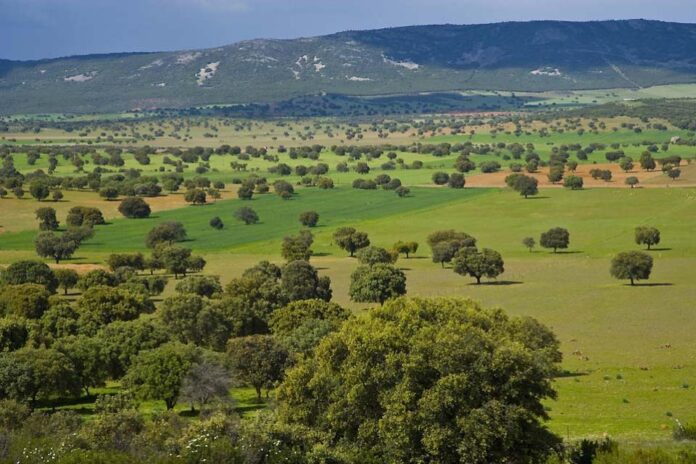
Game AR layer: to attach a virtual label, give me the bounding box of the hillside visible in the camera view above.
[3,19,696,114]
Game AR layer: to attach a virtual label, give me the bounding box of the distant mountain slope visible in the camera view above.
[2,20,696,114]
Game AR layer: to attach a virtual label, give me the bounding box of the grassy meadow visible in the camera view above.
[1,114,696,448]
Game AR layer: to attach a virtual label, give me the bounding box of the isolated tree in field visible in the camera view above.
[13,187,24,199]
[227,335,288,399]
[299,211,319,227]
[145,221,187,248]
[432,172,450,185]
[356,246,397,266]
[395,186,410,197]
[625,176,639,188]
[209,216,224,230]
[276,297,562,463]
[453,247,505,284]
[118,197,151,218]
[610,251,653,286]
[281,230,314,262]
[124,342,196,410]
[540,227,570,253]
[635,226,660,250]
[333,227,370,257]
[349,264,406,304]
[29,181,50,201]
[235,206,259,225]
[184,188,207,205]
[667,168,681,181]
[566,160,578,172]
[523,237,535,252]
[393,241,418,258]
[35,232,78,264]
[510,174,539,198]
[619,157,634,172]
[35,207,59,231]
[563,175,584,190]
[54,268,79,295]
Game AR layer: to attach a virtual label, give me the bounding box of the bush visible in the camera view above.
[299,211,319,227]
[118,197,151,218]
[210,216,224,230]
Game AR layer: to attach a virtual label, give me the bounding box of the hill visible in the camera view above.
[3,19,696,114]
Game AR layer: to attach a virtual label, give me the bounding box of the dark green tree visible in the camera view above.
[610,251,653,286]
[540,227,570,253]
[349,264,406,304]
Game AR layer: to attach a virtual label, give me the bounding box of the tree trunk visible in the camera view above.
[475,276,481,284]
[630,277,635,286]
[255,385,262,400]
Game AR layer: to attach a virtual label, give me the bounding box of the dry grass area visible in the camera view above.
[0,188,238,233]
[465,162,696,188]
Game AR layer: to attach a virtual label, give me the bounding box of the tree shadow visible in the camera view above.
[470,280,523,286]
[553,250,583,255]
[627,282,673,287]
[526,196,550,200]
[312,252,331,257]
[555,370,589,379]
[648,248,672,252]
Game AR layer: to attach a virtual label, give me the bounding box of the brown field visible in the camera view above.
[465,162,696,189]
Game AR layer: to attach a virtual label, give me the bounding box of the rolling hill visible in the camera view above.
[3,19,696,114]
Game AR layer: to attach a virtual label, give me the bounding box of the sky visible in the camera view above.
[2,0,696,60]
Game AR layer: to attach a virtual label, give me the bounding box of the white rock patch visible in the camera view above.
[530,67,562,76]
[196,62,220,85]
[383,55,420,70]
[64,72,96,82]
[177,52,202,64]
[347,76,372,81]
[140,59,164,70]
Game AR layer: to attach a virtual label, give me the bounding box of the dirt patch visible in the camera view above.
[465,163,696,188]
[50,263,105,274]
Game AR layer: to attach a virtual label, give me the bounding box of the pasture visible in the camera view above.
[1,114,696,448]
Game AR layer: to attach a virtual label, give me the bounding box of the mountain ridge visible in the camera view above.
[2,19,696,114]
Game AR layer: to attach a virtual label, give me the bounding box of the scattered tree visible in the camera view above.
[540,227,570,253]
[234,207,259,225]
[635,226,660,250]
[118,197,151,219]
[610,251,653,285]
[333,227,370,257]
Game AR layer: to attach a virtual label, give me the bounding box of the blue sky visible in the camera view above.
[2,0,695,60]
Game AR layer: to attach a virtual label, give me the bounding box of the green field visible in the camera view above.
[2,185,696,443]
[2,112,696,453]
